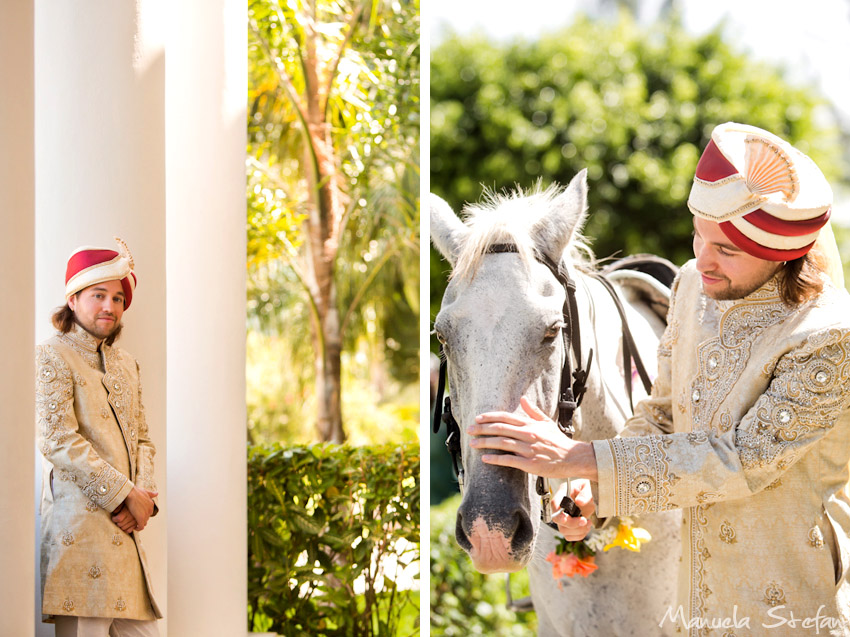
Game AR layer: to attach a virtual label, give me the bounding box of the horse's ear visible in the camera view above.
[430,193,469,266]
[533,169,588,264]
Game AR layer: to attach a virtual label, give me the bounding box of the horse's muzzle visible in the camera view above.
[455,503,534,573]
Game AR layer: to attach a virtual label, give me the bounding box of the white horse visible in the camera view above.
[430,171,681,636]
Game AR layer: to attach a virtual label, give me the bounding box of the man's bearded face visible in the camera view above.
[69,279,125,340]
[693,217,782,300]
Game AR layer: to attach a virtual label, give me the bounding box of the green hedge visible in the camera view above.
[248,443,420,636]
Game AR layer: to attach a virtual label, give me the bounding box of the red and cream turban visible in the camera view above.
[65,237,137,309]
[687,122,832,261]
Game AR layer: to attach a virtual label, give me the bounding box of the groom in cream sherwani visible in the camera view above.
[37,238,162,637]
[471,123,850,634]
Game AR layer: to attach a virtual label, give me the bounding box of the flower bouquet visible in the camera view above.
[546,517,651,585]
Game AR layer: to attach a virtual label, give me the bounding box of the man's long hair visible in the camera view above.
[777,247,827,306]
[51,302,123,347]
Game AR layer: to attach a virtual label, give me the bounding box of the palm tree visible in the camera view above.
[248,0,420,442]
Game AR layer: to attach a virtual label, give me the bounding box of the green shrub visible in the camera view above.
[430,494,536,636]
[248,443,420,636]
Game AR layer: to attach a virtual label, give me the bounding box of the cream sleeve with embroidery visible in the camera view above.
[593,328,850,518]
[36,344,133,512]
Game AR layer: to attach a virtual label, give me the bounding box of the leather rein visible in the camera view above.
[433,243,653,526]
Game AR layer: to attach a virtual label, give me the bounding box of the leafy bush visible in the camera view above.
[430,494,536,636]
[248,443,420,636]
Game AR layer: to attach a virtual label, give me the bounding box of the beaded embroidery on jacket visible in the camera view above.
[604,269,850,632]
[37,330,129,509]
[35,345,74,454]
[681,291,791,614]
[102,346,138,475]
[58,325,101,370]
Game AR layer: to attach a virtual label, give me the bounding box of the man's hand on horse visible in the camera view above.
[551,479,595,541]
[468,396,599,481]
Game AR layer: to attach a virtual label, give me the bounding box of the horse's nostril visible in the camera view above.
[510,510,534,555]
[455,511,472,552]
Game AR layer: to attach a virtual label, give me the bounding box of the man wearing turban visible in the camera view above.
[471,123,850,632]
[37,238,162,636]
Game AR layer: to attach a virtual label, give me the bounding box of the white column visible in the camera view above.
[165,0,247,635]
[35,1,167,634]
[0,2,36,635]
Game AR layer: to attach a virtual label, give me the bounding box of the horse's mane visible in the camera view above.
[452,183,593,282]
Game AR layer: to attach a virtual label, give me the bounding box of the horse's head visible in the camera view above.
[431,171,588,573]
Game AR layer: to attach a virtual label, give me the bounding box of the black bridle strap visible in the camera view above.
[489,244,590,433]
[587,272,653,411]
[433,350,448,434]
[530,249,585,519]
[434,345,463,480]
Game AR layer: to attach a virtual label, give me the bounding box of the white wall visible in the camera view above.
[165,0,248,634]
[34,0,167,633]
[20,1,246,633]
[0,2,36,636]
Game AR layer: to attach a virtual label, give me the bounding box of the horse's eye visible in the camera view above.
[544,322,564,341]
[434,329,447,346]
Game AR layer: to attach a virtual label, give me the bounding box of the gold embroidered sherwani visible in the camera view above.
[36,324,162,621]
[593,261,850,635]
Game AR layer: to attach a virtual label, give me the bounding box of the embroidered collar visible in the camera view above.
[715,273,783,313]
[61,323,110,353]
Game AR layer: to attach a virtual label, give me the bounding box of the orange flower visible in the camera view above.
[546,551,598,581]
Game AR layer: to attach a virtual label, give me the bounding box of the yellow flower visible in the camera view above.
[603,523,652,552]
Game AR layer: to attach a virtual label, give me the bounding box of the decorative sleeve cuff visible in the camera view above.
[81,465,133,513]
[592,439,618,519]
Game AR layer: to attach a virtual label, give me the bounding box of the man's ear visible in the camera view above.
[68,296,76,311]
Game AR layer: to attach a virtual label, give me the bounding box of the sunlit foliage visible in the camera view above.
[431,13,842,267]
[248,0,420,442]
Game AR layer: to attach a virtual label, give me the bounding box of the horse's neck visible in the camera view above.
[569,266,643,441]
